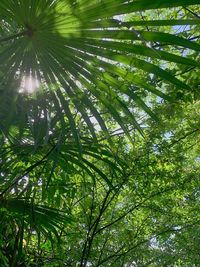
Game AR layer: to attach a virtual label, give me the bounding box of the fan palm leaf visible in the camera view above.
[0,137,126,198]
[0,0,199,144]
[0,198,72,236]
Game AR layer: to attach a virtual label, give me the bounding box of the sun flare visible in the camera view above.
[19,76,40,93]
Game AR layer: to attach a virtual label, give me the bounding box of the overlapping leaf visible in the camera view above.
[0,0,199,143]
[0,198,72,236]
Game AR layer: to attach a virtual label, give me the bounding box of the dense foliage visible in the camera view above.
[0,1,200,266]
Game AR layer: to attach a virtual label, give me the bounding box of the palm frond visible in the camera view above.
[0,0,199,142]
[1,198,72,237]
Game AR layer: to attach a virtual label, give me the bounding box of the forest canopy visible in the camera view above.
[0,1,200,266]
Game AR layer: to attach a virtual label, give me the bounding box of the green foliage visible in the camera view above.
[0,1,200,266]
[1,0,200,141]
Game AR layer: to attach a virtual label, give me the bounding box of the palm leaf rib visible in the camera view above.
[0,0,199,141]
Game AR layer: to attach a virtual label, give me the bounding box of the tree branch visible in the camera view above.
[0,144,56,197]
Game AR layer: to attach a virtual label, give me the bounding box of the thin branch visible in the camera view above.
[95,173,195,235]
[168,128,199,148]
[98,219,200,266]
[0,144,56,197]
[80,188,112,267]
[183,6,200,19]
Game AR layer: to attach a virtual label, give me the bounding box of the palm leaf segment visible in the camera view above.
[0,139,125,235]
[0,198,72,237]
[0,0,200,141]
[1,138,126,195]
